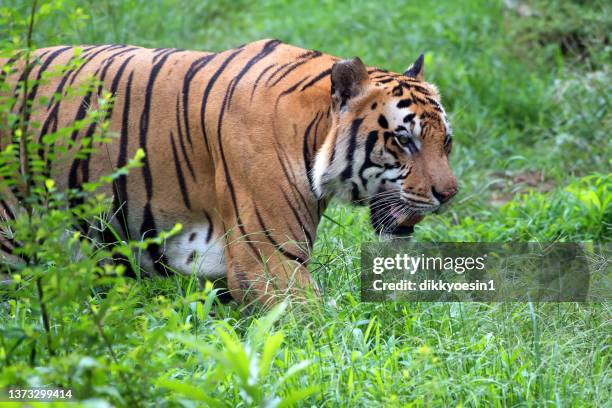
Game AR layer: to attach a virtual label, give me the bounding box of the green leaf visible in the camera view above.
[277,385,320,408]
[156,378,228,408]
[259,331,284,378]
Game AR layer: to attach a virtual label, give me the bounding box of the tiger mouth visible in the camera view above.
[368,194,425,237]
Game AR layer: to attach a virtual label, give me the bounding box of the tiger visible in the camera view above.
[0,39,457,304]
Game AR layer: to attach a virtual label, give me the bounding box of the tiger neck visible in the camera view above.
[273,77,336,246]
[303,102,335,229]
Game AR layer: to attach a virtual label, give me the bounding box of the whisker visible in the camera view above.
[368,200,398,211]
[353,189,400,204]
[373,202,403,231]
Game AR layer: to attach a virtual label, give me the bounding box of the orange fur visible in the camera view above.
[0,40,457,304]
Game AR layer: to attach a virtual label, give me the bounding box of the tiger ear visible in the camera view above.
[404,53,425,81]
[331,57,369,109]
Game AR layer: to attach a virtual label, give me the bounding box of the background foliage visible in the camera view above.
[0,0,610,406]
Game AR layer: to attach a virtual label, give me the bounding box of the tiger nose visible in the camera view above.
[432,186,457,203]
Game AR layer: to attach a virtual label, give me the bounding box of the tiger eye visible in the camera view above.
[397,134,410,145]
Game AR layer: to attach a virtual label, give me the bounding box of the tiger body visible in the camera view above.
[1,40,457,303]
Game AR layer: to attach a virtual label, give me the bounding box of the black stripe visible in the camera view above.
[0,52,23,83]
[22,46,71,125]
[152,47,183,64]
[368,68,389,74]
[358,131,381,189]
[412,95,428,105]
[378,114,389,129]
[106,54,136,103]
[38,108,59,181]
[381,173,407,184]
[254,208,306,264]
[214,49,264,257]
[45,58,76,110]
[299,68,332,92]
[397,98,413,109]
[203,211,214,243]
[170,132,191,209]
[383,131,399,159]
[200,47,244,153]
[426,97,443,112]
[444,133,452,154]
[392,85,403,97]
[0,199,15,220]
[227,39,281,108]
[351,182,360,202]
[2,50,53,201]
[96,48,138,98]
[340,118,363,180]
[403,113,416,123]
[36,49,52,59]
[41,46,118,172]
[250,63,276,101]
[141,202,170,276]
[182,53,216,147]
[265,61,293,86]
[9,53,40,156]
[280,189,313,247]
[139,49,182,200]
[138,49,181,275]
[275,76,311,109]
[274,144,316,227]
[407,83,432,95]
[444,133,452,147]
[89,53,134,239]
[67,49,124,201]
[311,112,323,161]
[113,71,134,239]
[74,50,136,194]
[174,94,196,180]
[267,50,321,88]
[68,44,122,86]
[68,68,105,198]
[302,113,319,192]
[0,241,14,253]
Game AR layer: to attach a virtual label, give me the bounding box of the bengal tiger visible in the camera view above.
[0,39,457,304]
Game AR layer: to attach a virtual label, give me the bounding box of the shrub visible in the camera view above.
[416,171,612,242]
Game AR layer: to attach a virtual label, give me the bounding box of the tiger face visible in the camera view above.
[313,55,457,236]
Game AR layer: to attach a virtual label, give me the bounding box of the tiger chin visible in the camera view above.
[1,39,457,304]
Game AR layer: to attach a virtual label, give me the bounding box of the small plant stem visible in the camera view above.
[18,0,38,208]
[36,277,55,357]
[22,0,55,362]
[88,303,142,408]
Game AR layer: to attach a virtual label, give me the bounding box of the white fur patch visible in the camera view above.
[165,224,226,279]
[312,147,329,198]
[388,101,421,135]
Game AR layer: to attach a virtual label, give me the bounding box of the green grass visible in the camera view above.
[1,0,611,406]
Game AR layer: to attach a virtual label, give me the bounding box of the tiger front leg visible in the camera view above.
[214,187,318,303]
[222,226,319,305]
[213,154,320,304]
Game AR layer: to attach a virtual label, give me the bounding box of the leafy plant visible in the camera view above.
[159,302,319,407]
[415,171,612,242]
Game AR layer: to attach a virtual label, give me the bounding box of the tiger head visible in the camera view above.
[312,54,457,237]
